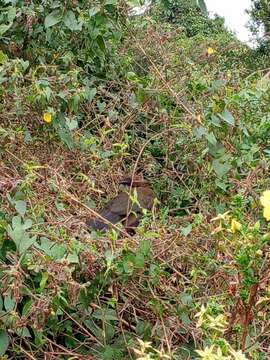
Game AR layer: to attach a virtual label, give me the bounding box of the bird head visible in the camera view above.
[119,175,149,187]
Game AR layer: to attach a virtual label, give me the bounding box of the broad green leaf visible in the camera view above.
[96,35,106,52]
[134,253,145,268]
[63,10,82,31]
[19,234,36,254]
[44,10,62,28]
[50,243,66,259]
[35,237,54,255]
[212,159,231,178]
[206,132,217,146]
[180,292,193,305]
[84,319,104,341]
[7,6,16,22]
[210,115,221,127]
[4,293,16,312]
[58,128,74,150]
[16,327,31,338]
[219,109,235,126]
[0,50,8,64]
[22,299,34,316]
[92,309,118,321]
[66,253,79,263]
[193,126,207,139]
[23,219,33,230]
[12,215,22,228]
[215,179,228,191]
[197,0,207,15]
[0,24,12,37]
[0,330,9,356]
[89,6,100,17]
[84,87,97,101]
[66,118,78,131]
[180,312,191,326]
[139,240,150,255]
[15,200,26,217]
[181,224,192,237]
[39,272,49,291]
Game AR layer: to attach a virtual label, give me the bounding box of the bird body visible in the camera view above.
[86,176,154,231]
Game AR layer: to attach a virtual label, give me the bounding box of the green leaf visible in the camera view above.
[181,224,192,237]
[4,293,16,312]
[35,237,54,255]
[134,253,145,268]
[19,234,37,254]
[180,292,193,305]
[50,243,66,260]
[193,126,207,139]
[15,200,26,217]
[22,300,34,316]
[66,253,79,263]
[16,327,31,338]
[180,311,191,326]
[89,6,100,17]
[7,7,16,22]
[84,87,97,101]
[7,216,35,254]
[197,0,207,15]
[66,118,78,131]
[219,109,235,126]
[63,10,82,31]
[58,128,74,150]
[92,309,118,321]
[212,159,232,178]
[215,179,228,191]
[139,240,150,255]
[39,272,49,291]
[0,24,12,37]
[0,330,9,356]
[44,10,62,28]
[0,50,8,64]
[23,219,33,230]
[206,132,217,146]
[96,35,106,53]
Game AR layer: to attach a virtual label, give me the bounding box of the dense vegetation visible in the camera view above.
[0,0,270,358]
[248,0,270,53]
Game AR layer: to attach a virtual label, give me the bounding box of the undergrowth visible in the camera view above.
[0,0,270,359]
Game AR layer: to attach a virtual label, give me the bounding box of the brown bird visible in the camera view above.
[86,176,155,232]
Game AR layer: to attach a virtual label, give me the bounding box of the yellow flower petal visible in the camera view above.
[43,112,52,123]
[260,190,270,207]
[207,47,216,55]
[231,219,242,233]
[263,206,270,221]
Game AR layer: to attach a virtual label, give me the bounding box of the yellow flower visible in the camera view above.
[260,190,270,221]
[263,207,270,221]
[207,47,216,55]
[43,112,52,123]
[260,190,270,207]
[230,219,242,233]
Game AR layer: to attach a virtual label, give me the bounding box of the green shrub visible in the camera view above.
[156,0,225,37]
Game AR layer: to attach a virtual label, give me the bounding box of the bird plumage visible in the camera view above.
[86,176,154,231]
